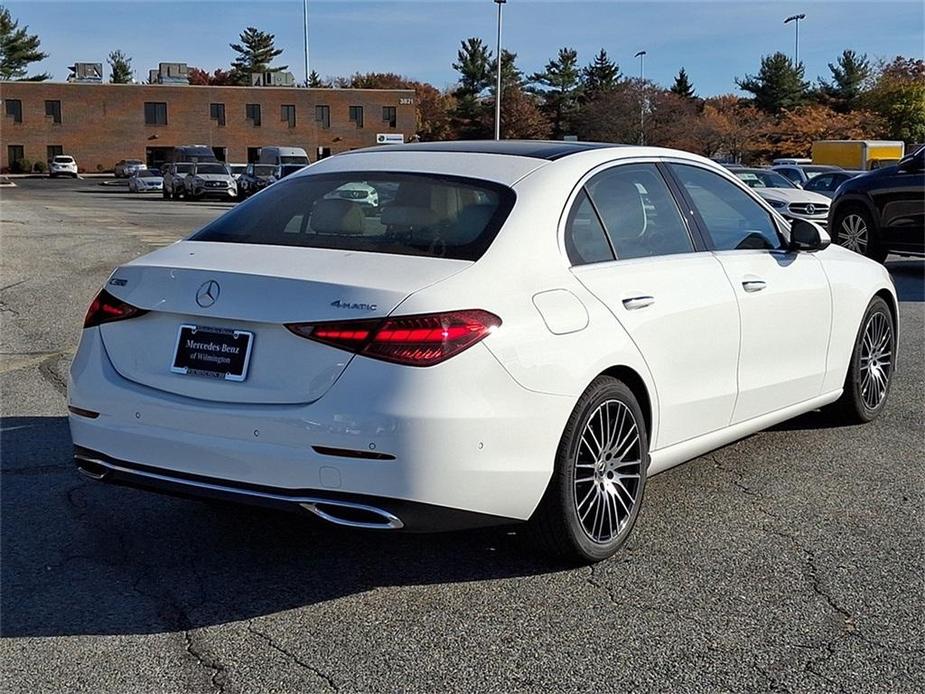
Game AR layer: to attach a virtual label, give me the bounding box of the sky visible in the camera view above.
[7,0,925,96]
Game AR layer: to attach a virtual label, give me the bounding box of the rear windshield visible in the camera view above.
[194,163,229,175]
[54,156,74,163]
[191,172,516,261]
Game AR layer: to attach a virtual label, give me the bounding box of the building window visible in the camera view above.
[246,103,261,126]
[47,145,64,161]
[5,99,22,123]
[247,147,260,163]
[45,100,62,124]
[349,105,364,128]
[8,145,24,166]
[281,104,296,128]
[382,106,397,128]
[144,102,167,126]
[315,105,330,129]
[209,103,225,126]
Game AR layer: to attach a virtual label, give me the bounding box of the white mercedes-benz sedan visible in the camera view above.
[69,141,898,563]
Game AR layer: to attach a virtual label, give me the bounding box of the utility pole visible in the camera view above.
[494,0,507,140]
[784,13,806,65]
[303,0,310,86]
[635,50,646,146]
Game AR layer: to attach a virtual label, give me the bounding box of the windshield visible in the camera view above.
[191,172,515,261]
[253,165,276,177]
[735,170,796,189]
[174,164,194,174]
[194,164,228,175]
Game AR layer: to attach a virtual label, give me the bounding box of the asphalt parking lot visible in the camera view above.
[1,176,923,693]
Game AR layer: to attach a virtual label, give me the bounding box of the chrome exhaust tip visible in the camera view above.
[75,457,111,480]
[299,500,404,530]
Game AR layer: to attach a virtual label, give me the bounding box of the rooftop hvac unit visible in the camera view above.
[156,62,189,84]
[67,63,103,83]
[251,71,296,87]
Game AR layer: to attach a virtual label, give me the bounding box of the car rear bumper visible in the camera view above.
[68,328,571,527]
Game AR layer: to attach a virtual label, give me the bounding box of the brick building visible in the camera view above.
[0,81,416,171]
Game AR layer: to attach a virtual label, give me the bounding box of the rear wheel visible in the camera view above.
[529,376,648,564]
[835,207,887,263]
[832,296,895,422]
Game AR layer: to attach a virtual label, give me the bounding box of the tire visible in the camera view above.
[171,187,182,200]
[831,296,895,423]
[834,206,887,263]
[528,376,648,564]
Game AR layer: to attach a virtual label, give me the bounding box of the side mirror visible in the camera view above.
[789,219,831,252]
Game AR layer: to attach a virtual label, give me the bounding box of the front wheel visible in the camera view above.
[832,296,895,423]
[529,376,648,564]
[834,207,887,263]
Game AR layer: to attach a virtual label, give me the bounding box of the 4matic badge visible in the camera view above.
[331,299,378,311]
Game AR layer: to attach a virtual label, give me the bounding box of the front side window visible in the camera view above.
[564,190,614,265]
[192,172,515,261]
[246,103,261,126]
[45,100,62,123]
[804,174,834,192]
[349,105,364,128]
[144,102,167,125]
[5,99,22,123]
[670,164,782,251]
[585,164,694,260]
[281,104,296,128]
[209,103,225,126]
[315,105,330,129]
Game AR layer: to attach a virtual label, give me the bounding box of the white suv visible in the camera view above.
[183,162,238,201]
[49,155,78,178]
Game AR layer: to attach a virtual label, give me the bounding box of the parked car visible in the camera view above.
[270,163,308,182]
[229,164,247,182]
[49,155,78,178]
[732,168,831,227]
[772,164,843,187]
[127,168,164,193]
[237,163,277,198]
[802,170,864,198]
[258,146,309,167]
[162,162,194,199]
[70,141,898,564]
[168,145,218,164]
[828,147,925,262]
[183,162,238,201]
[324,182,380,211]
[114,159,144,178]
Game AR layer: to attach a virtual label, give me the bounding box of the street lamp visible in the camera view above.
[303,0,310,86]
[635,50,646,146]
[784,13,806,65]
[494,0,506,140]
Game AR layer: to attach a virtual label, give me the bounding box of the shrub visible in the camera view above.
[32,160,47,173]
[11,158,32,174]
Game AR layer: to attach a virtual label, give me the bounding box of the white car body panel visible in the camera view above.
[68,143,899,529]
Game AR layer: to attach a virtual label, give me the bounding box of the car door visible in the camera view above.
[667,163,832,423]
[566,161,740,449]
[872,149,925,253]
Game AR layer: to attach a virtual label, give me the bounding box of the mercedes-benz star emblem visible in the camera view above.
[196,280,220,308]
[805,204,815,215]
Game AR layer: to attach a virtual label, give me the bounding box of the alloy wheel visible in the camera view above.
[859,310,893,410]
[839,213,869,254]
[573,400,642,544]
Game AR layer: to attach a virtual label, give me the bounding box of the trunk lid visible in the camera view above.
[99,241,469,404]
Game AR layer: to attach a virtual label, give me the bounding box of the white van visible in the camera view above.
[258,147,309,166]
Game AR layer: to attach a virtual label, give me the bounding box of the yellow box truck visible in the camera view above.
[812,140,905,170]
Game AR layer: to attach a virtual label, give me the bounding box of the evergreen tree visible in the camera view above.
[489,49,524,95]
[307,69,328,88]
[0,6,49,81]
[108,49,133,84]
[530,47,582,137]
[581,49,620,100]
[669,67,696,99]
[736,52,810,113]
[452,37,492,97]
[230,27,286,85]
[819,50,871,112]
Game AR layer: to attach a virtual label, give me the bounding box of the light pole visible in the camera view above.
[784,13,805,65]
[303,0,310,86]
[635,50,646,146]
[493,0,506,140]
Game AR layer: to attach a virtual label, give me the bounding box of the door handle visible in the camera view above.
[742,279,767,293]
[622,295,655,310]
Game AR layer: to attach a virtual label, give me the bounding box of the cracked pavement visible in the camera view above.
[2,177,923,693]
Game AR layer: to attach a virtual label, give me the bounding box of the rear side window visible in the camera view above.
[670,164,782,251]
[586,164,694,260]
[564,190,614,265]
[192,172,516,261]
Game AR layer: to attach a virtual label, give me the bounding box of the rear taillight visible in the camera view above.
[285,310,501,367]
[83,288,147,328]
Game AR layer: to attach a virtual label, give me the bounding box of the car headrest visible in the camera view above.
[310,199,365,235]
[381,205,440,228]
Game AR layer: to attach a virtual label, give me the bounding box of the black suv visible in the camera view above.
[828,147,924,262]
